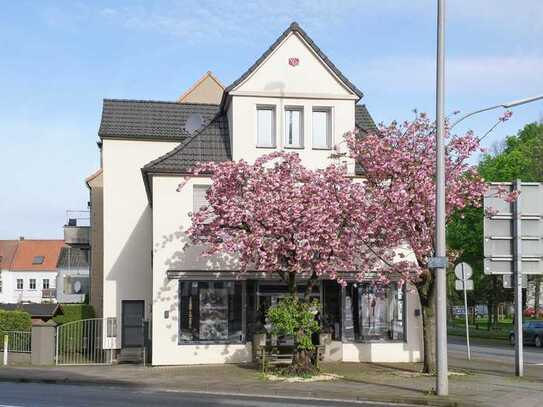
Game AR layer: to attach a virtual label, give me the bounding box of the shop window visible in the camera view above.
[178,281,244,344]
[344,282,405,342]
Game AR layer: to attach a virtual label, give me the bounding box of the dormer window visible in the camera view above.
[32,256,45,265]
[284,107,303,148]
[256,106,276,148]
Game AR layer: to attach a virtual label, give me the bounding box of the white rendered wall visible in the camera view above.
[151,175,250,365]
[0,271,57,303]
[102,139,179,348]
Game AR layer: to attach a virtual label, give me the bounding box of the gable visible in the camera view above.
[178,71,224,105]
[227,23,361,100]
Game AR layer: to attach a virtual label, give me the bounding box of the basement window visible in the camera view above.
[32,256,45,265]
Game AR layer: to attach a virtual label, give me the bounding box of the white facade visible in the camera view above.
[99,23,423,365]
[102,139,179,348]
[0,270,57,304]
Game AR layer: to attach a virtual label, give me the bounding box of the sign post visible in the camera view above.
[455,262,473,360]
[484,180,543,377]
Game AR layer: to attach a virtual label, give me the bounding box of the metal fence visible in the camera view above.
[56,318,114,365]
[0,331,32,353]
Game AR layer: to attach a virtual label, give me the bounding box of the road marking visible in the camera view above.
[0,404,24,407]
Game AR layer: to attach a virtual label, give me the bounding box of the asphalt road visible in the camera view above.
[448,335,543,365]
[0,382,410,407]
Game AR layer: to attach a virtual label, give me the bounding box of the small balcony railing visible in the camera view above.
[42,288,56,299]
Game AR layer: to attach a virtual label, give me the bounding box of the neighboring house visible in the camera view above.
[0,239,64,304]
[177,71,224,104]
[91,22,423,366]
[56,247,90,304]
[86,169,104,317]
[0,303,63,323]
[0,240,18,303]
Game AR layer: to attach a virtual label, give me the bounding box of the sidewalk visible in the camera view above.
[0,360,541,407]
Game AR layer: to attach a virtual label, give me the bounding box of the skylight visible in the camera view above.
[32,256,45,265]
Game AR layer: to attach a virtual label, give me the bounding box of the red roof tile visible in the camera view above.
[0,240,18,269]
[9,240,65,271]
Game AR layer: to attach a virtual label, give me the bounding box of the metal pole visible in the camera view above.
[462,264,471,360]
[435,0,449,396]
[3,335,8,366]
[514,179,524,376]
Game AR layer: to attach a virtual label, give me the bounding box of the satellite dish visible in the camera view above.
[73,280,82,294]
[184,113,204,135]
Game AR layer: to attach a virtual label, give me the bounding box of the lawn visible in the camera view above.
[448,317,543,341]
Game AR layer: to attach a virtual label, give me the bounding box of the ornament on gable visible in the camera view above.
[288,57,300,67]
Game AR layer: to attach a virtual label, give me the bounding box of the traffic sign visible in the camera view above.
[455,279,474,291]
[483,182,543,275]
[454,262,473,280]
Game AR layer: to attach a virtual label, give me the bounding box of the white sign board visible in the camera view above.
[455,280,474,291]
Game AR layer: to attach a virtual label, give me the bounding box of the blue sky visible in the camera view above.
[1,0,542,239]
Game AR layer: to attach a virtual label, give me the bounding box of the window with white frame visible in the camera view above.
[43,279,50,289]
[0,278,2,293]
[193,185,210,212]
[284,107,303,148]
[312,108,332,149]
[29,279,36,290]
[16,279,23,290]
[256,106,276,148]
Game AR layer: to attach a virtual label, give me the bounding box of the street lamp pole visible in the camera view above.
[435,0,449,396]
[451,94,543,129]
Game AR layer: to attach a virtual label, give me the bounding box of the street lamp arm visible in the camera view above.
[450,94,543,129]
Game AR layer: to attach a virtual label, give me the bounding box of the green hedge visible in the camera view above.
[0,310,32,332]
[54,304,95,325]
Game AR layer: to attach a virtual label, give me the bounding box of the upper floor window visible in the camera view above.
[256,106,276,148]
[43,279,50,289]
[29,279,36,290]
[16,279,23,290]
[284,107,303,148]
[32,255,45,265]
[193,185,210,213]
[312,108,332,149]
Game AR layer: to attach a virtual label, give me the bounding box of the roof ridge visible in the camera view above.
[103,98,220,107]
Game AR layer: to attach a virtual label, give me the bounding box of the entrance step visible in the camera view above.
[118,347,144,364]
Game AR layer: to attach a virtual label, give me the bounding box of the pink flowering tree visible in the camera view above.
[185,152,408,372]
[345,112,506,373]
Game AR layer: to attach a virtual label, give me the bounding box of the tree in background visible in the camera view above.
[448,121,543,323]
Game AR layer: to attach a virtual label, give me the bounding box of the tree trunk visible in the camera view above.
[417,270,436,374]
[290,349,315,375]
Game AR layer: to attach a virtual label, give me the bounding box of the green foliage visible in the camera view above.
[0,310,32,333]
[53,304,95,325]
[266,297,320,351]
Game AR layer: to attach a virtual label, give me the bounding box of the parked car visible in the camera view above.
[509,321,543,347]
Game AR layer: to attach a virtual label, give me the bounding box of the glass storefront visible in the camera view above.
[178,278,405,345]
[343,282,405,342]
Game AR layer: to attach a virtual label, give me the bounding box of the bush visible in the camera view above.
[54,304,95,325]
[0,310,32,333]
[267,297,320,351]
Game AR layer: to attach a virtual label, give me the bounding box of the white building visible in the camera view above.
[0,239,63,304]
[93,22,423,365]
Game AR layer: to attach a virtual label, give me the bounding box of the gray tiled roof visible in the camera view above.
[0,303,63,318]
[98,99,220,140]
[223,22,364,100]
[355,104,377,132]
[142,113,231,174]
[57,247,89,269]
